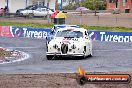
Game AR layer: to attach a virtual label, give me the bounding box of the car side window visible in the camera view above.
[36,8,41,11]
[31,6,37,10]
[42,8,46,11]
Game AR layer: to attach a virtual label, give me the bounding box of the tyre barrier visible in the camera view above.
[0,26,132,42]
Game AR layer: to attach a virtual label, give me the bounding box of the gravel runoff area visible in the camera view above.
[0,72,131,88]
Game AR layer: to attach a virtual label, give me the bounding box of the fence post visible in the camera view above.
[79,15,82,25]
[97,15,99,25]
[116,15,117,24]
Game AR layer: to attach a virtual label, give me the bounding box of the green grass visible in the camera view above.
[0,22,54,28]
[0,22,132,32]
[80,25,132,32]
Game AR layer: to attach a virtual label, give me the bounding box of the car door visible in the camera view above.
[41,8,48,16]
[27,6,35,15]
[33,8,41,16]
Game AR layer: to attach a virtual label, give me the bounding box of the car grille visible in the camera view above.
[61,44,68,54]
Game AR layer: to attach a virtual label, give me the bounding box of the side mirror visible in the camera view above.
[51,31,54,34]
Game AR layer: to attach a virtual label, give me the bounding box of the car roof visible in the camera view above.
[52,25,80,31]
[26,5,52,10]
[57,27,87,32]
[54,25,80,28]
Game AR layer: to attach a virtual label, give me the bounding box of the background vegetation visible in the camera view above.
[63,0,106,10]
[81,0,106,10]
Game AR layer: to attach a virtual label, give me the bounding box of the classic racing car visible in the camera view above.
[46,27,92,60]
[46,25,80,43]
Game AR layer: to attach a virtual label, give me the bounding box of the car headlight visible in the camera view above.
[71,44,76,49]
[53,44,58,49]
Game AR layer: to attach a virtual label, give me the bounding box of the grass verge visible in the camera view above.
[0,22,132,32]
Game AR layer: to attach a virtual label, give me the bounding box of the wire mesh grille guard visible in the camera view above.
[61,43,68,54]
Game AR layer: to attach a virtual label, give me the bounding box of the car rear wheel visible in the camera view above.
[16,10,20,17]
[89,54,92,57]
[28,13,34,18]
[88,50,92,57]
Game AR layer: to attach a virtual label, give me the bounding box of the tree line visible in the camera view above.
[62,0,107,10]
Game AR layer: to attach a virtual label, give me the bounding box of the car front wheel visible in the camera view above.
[89,50,92,57]
[46,55,54,60]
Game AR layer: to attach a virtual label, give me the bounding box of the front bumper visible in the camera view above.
[46,52,85,57]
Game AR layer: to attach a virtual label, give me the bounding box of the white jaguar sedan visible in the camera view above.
[46,27,92,60]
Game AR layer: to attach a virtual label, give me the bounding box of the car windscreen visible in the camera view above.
[25,6,33,9]
[56,30,83,38]
[25,5,37,10]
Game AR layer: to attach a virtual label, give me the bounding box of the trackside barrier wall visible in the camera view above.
[88,31,132,42]
[0,26,132,42]
[0,26,52,38]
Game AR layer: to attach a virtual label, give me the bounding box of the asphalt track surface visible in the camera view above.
[0,37,132,74]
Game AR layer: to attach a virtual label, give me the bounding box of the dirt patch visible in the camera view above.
[0,48,12,60]
[0,47,28,64]
[0,72,131,88]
